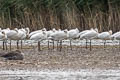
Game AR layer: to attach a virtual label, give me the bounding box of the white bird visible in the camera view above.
[110,31,120,40]
[46,28,57,50]
[50,29,68,40]
[67,28,79,50]
[30,30,48,51]
[50,29,68,51]
[68,28,79,39]
[4,28,18,40]
[2,28,10,32]
[114,33,120,40]
[97,30,112,48]
[0,31,7,50]
[47,28,57,38]
[79,28,96,38]
[15,28,30,40]
[0,31,7,40]
[2,27,30,50]
[29,28,46,38]
[16,27,30,49]
[80,28,98,50]
[30,31,47,41]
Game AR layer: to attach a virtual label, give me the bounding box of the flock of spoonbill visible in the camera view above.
[0,27,120,51]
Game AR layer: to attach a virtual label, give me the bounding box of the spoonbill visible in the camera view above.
[80,28,98,51]
[68,28,79,50]
[30,30,47,51]
[4,28,20,50]
[97,30,112,48]
[110,31,120,40]
[15,27,30,49]
[79,28,96,49]
[79,28,94,38]
[46,28,57,50]
[0,31,7,50]
[29,28,46,38]
[111,32,120,49]
[50,29,68,51]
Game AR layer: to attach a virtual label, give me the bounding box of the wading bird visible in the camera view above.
[80,28,98,51]
[0,31,7,50]
[97,30,112,48]
[79,28,95,49]
[46,28,57,50]
[50,29,68,51]
[29,28,46,38]
[68,28,79,50]
[30,30,47,51]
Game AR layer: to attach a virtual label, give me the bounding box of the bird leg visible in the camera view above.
[53,40,54,50]
[79,39,82,50]
[21,40,23,49]
[10,40,11,51]
[119,40,120,50]
[70,40,72,50]
[90,39,92,51]
[17,40,19,49]
[38,41,41,51]
[48,40,50,50]
[5,40,8,51]
[86,39,88,49]
[59,40,62,51]
[57,40,59,50]
[2,41,5,50]
[104,40,106,48]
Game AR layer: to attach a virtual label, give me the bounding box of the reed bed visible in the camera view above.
[0,0,120,32]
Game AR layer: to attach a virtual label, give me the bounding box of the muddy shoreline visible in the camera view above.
[0,45,120,71]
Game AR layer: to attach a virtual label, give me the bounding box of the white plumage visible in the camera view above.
[98,30,112,40]
[29,28,46,38]
[16,28,30,40]
[79,28,94,38]
[0,31,7,40]
[110,31,120,40]
[68,28,79,39]
[80,28,98,39]
[30,31,47,41]
[50,29,68,41]
[4,28,18,40]
[46,28,57,38]
[80,28,98,51]
[114,33,120,40]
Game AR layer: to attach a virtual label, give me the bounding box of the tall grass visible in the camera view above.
[0,0,120,32]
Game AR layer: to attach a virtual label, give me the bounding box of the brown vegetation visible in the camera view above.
[0,0,120,32]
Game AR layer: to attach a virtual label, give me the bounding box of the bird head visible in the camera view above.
[90,28,94,30]
[25,27,30,38]
[6,28,10,30]
[1,31,5,35]
[1,31,7,39]
[14,28,18,33]
[64,29,68,33]
[75,28,79,32]
[109,30,112,35]
[42,31,46,35]
[52,28,56,32]
[42,28,46,31]
[94,28,98,33]
[25,27,30,33]
[58,29,61,31]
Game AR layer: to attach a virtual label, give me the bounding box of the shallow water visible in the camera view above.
[0,39,119,46]
[0,69,120,80]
